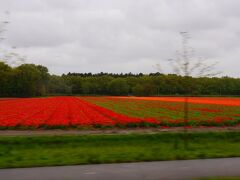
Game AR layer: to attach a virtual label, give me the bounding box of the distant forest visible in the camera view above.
[1,62,240,97]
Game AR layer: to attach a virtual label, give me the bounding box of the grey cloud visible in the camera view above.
[0,0,240,77]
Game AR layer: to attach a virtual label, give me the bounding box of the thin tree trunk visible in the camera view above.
[183,95,189,149]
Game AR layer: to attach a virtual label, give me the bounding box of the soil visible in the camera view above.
[0,126,240,136]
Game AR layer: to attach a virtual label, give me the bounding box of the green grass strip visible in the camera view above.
[0,131,240,168]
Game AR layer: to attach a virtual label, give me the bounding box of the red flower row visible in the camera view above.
[0,97,159,128]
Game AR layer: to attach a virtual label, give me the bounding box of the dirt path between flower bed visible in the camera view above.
[0,127,240,136]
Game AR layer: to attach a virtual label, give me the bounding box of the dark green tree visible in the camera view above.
[108,78,129,95]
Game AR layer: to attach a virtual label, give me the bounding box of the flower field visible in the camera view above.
[0,96,240,129]
[82,96,240,127]
[0,97,158,129]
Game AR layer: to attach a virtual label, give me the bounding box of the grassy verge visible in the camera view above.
[0,131,240,169]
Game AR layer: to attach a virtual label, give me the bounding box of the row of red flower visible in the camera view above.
[0,97,160,128]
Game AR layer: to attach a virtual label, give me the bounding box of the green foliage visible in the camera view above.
[1,62,240,97]
[0,62,11,96]
[108,78,129,95]
[0,132,239,168]
[59,73,240,96]
[0,62,49,97]
[48,75,71,95]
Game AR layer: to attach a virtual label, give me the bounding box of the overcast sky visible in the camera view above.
[0,0,240,77]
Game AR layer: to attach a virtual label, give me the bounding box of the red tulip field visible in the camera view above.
[0,96,240,129]
[82,96,240,127]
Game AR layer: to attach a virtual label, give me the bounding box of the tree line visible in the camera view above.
[1,62,240,97]
[0,62,49,97]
